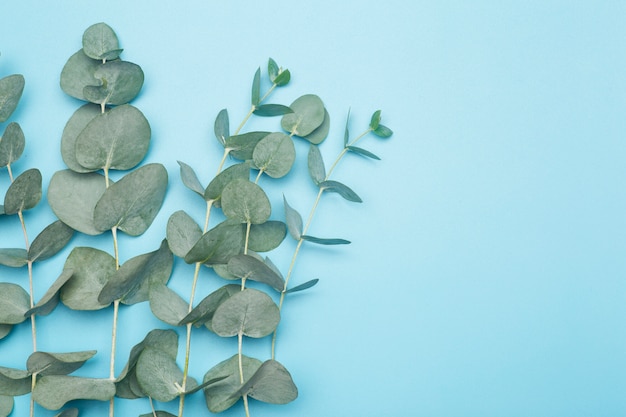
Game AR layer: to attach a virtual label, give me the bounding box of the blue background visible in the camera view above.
[1,1,625,416]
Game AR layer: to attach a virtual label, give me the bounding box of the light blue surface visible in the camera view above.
[1,1,625,416]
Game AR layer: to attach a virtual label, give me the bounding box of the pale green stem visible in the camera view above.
[238,331,251,417]
[233,82,277,136]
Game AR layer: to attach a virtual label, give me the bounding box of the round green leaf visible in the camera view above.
[28,220,74,263]
[221,179,271,224]
[303,108,330,144]
[136,348,196,402]
[0,367,31,396]
[252,132,295,178]
[148,284,189,326]
[280,94,325,137]
[184,220,244,265]
[166,210,203,258]
[47,170,109,235]
[60,104,101,173]
[212,288,280,338]
[27,269,74,317]
[32,376,115,410]
[227,254,285,292]
[204,162,250,206]
[82,22,121,61]
[0,324,13,340]
[75,104,151,171]
[83,61,144,105]
[0,122,25,167]
[224,131,269,161]
[248,221,287,252]
[60,49,101,101]
[203,354,262,413]
[3,168,42,214]
[27,350,96,377]
[236,359,298,404]
[93,163,168,236]
[0,248,28,268]
[0,283,29,324]
[0,394,12,416]
[283,196,303,240]
[0,74,25,122]
[60,247,115,310]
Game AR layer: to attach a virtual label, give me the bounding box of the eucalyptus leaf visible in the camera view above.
[178,160,205,197]
[347,145,380,160]
[319,180,362,203]
[0,283,29,324]
[0,324,12,340]
[32,376,115,410]
[3,168,42,214]
[60,49,102,101]
[27,350,96,377]
[344,108,351,146]
[178,284,239,328]
[136,347,197,402]
[139,412,175,417]
[0,394,12,417]
[227,254,284,292]
[0,74,25,122]
[82,22,121,61]
[148,284,189,326]
[166,210,203,258]
[307,144,326,185]
[268,58,279,82]
[214,108,229,146]
[75,104,150,171]
[48,170,109,235]
[60,103,101,173]
[253,104,293,117]
[248,221,286,252]
[251,67,261,106]
[60,247,115,310]
[184,220,244,265]
[283,196,303,240]
[301,235,350,245]
[285,278,319,294]
[302,108,330,145]
[224,131,269,161]
[373,124,393,138]
[252,132,295,178]
[28,220,74,263]
[369,109,382,130]
[212,288,280,338]
[0,366,31,396]
[83,60,144,106]
[203,354,262,413]
[235,359,297,404]
[0,122,25,167]
[0,248,28,268]
[281,94,325,137]
[26,269,74,317]
[221,179,271,224]
[53,409,78,417]
[204,162,250,206]
[93,163,167,236]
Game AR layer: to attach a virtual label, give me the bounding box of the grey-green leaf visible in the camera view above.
[0,122,25,167]
[75,104,150,171]
[221,179,271,224]
[0,248,28,268]
[253,104,293,117]
[4,168,42,214]
[26,269,74,317]
[0,324,12,340]
[83,60,144,106]
[178,160,205,197]
[307,144,326,186]
[28,221,74,263]
[285,278,319,294]
[136,347,196,402]
[60,104,101,173]
[27,350,96,377]
[148,284,189,326]
[203,354,262,413]
[178,284,239,328]
[248,221,286,252]
[212,288,280,338]
[303,108,330,145]
[53,409,79,417]
[0,74,25,122]
[268,58,279,82]
[373,124,393,138]
[252,132,295,178]
[60,247,115,310]
[204,162,250,206]
[48,170,108,235]
[93,163,168,236]
[225,131,269,161]
[347,145,381,160]
[214,109,229,147]
[301,235,350,245]
[251,67,261,106]
[283,196,303,240]
[166,210,203,258]
[281,94,325,137]
[0,394,12,417]
[184,220,244,265]
[60,49,102,101]
[227,254,284,292]
[82,22,121,61]
[0,283,29,324]
[370,110,381,130]
[319,180,362,203]
[32,376,115,410]
[0,367,31,396]
[235,360,297,404]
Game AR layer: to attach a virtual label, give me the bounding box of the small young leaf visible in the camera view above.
[136,348,197,402]
[3,168,42,214]
[0,122,25,167]
[221,179,271,224]
[251,67,261,106]
[281,94,325,137]
[373,124,393,138]
[347,145,381,160]
[93,163,168,236]
[184,220,244,265]
[166,210,203,258]
[60,104,101,173]
[273,69,291,87]
[82,22,121,61]
[60,50,102,101]
[319,180,362,203]
[227,254,285,292]
[253,104,293,117]
[224,131,269,161]
[28,221,74,263]
[268,58,279,82]
[303,108,330,145]
[212,288,280,338]
[84,60,144,105]
[27,350,96,377]
[177,160,205,197]
[285,278,319,294]
[214,108,229,146]
[235,359,298,405]
[60,247,115,311]
[148,284,189,326]
[0,367,31,396]
[26,269,74,317]
[307,144,326,185]
[283,196,303,241]
[301,235,351,245]
[204,162,250,206]
[369,109,381,130]
[0,74,25,122]
[203,354,262,413]
[0,248,28,268]
[32,376,115,410]
[48,170,108,235]
[248,221,286,252]
[0,283,30,324]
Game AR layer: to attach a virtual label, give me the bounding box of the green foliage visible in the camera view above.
[0,74,25,122]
